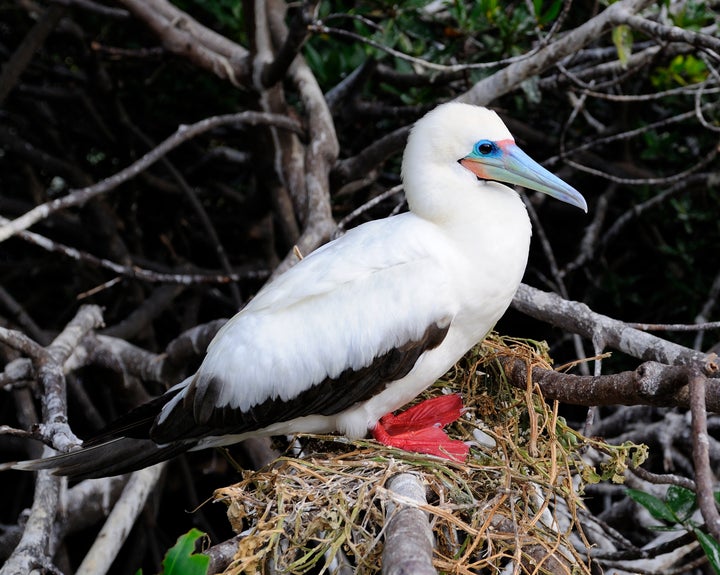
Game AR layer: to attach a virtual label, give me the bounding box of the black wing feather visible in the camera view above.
[151,321,449,443]
[13,322,448,478]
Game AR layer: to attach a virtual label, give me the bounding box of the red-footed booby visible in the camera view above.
[11,103,586,479]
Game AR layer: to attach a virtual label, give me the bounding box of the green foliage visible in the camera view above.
[579,442,648,485]
[668,0,717,30]
[180,0,244,35]
[611,25,633,68]
[305,0,554,97]
[532,0,564,25]
[651,54,708,89]
[696,529,720,573]
[136,529,210,575]
[627,486,720,573]
[161,529,210,575]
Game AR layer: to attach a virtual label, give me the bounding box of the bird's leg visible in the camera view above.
[371,394,469,461]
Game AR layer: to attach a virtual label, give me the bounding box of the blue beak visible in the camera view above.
[460,140,587,212]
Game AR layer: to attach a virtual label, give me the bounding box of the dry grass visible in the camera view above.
[215,335,647,574]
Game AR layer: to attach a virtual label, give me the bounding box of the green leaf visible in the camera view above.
[159,529,209,575]
[626,489,678,523]
[651,54,709,89]
[665,485,697,522]
[693,528,720,575]
[539,0,563,26]
[612,25,633,68]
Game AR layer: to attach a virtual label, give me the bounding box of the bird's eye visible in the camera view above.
[475,140,496,155]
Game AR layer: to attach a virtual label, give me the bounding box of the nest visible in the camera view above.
[215,335,647,574]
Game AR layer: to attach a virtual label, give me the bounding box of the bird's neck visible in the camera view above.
[406,166,531,247]
[401,170,532,349]
[406,169,533,321]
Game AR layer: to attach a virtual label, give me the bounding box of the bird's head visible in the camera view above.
[402,103,587,218]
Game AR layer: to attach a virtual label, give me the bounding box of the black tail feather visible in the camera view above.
[8,382,194,479]
[83,386,183,447]
[13,437,194,480]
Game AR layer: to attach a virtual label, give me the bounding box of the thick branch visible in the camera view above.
[268,0,339,274]
[62,476,128,536]
[0,465,62,575]
[0,306,104,575]
[688,372,720,541]
[458,0,655,105]
[205,535,243,575]
[41,305,104,451]
[612,11,720,53]
[75,464,166,575]
[512,284,717,374]
[80,333,179,386]
[501,357,720,412]
[382,473,436,575]
[260,1,318,87]
[332,125,410,187]
[115,0,251,86]
[249,0,303,246]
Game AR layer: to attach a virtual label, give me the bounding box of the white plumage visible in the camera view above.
[12,103,586,478]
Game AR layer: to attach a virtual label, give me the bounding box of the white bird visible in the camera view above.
[12,103,586,479]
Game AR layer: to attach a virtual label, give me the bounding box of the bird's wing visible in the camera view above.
[152,215,462,443]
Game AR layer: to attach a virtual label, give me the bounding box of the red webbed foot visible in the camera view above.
[371,394,469,462]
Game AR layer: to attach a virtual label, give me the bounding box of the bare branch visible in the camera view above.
[630,466,697,492]
[268,0,339,274]
[115,0,251,86]
[0,5,65,105]
[598,172,720,252]
[612,10,720,54]
[458,0,656,105]
[205,535,243,575]
[1,218,271,285]
[382,473,436,575]
[332,125,410,186]
[512,284,717,373]
[564,140,719,185]
[325,60,376,112]
[0,466,64,575]
[0,327,47,360]
[40,305,105,451]
[101,285,186,340]
[260,1,318,87]
[501,357,720,411]
[0,305,104,575]
[247,0,304,248]
[118,108,243,307]
[75,464,166,575]
[688,371,720,541]
[308,20,546,74]
[51,0,129,18]
[61,476,128,536]
[0,112,302,243]
[0,125,88,186]
[629,320,720,333]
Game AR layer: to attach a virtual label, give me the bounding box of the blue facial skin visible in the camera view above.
[472,139,502,159]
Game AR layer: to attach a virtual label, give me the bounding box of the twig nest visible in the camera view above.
[214,335,647,574]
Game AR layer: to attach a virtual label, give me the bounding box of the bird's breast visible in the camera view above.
[442,209,531,341]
